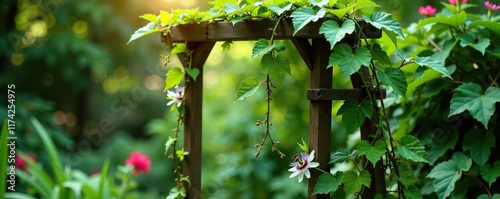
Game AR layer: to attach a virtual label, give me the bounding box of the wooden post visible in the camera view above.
[307,38,332,199]
[178,42,215,198]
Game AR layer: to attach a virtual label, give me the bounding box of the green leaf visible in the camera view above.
[164,136,177,154]
[297,138,309,153]
[270,3,293,15]
[427,130,458,163]
[261,53,291,86]
[396,135,430,164]
[414,56,452,79]
[209,0,238,10]
[309,0,329,7]
[448,83,500,129]
[370,43,391,66]
[357,140,385,166]
[224,3,240,14]
[139,13,158,24]
[185,68,200,81]
[159,10,171,26]
[406,69,441,97]
[98,159,110,199]
[176,148,188,161]
[171,43,188,55]
[452,152,472,171]
[353,0,380,11]
[252,39,275,58]
[478,194,500,199]
[326,4,355,19]
[427,153,471,199]
[291,7,326,35]
[235,77,260,101]
[127,22,160,44]
[363,12,404,38]
[313,172,344,194]
[403,185,423,199]
[343,170,371,195]
[319,19,355,49]
[416,11,467,30]
[330,148,356,164]
[164,67,184,91]
[480,161,500,187]
[462,130,495,165]
[378,67,407,98]
[329,44,371,79]
[456,33,490,55]
[470,21,500,37]
[337,98,373,132]
[397,162,419,186]
[221,41,232,51]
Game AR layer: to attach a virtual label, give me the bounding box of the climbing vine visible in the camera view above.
[129,0,500,198]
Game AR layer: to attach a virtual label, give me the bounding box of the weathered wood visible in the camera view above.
[291,38,313,70]
[162,18,381,43]
[307,88,386,100]
[308,38,332,199]
[179,42,215,199]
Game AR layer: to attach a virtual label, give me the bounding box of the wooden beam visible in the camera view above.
[162,19,381,43]
[308,38,332,199]
[291,38,313,70]
[307,88,386,100]
[179,42,215,199]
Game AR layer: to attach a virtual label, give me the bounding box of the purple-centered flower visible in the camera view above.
[167,86,184,107]
[485,1,500,11]
[288,150,319,183]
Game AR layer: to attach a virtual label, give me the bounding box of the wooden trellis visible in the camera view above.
[161,18,384,199]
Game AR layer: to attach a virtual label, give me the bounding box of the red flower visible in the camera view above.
[485,1,500,11]
[125,151,151,175]
[15,154,37,171]
[419,5,437,17]
[449,0,468,4]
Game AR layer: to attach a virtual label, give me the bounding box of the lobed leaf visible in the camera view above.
[164,67,184,91]
[127,22,160,44]
[343,170,371,195]
[313,172,344,194]
[396,135,431,164]
[330,148,356,164]
[235,77,260,101]
[403,185,423,199]
[378,67,407,98]
[291,7,326,35]
[252,39,275,58]
[462,130,495,165]
[456,33,490,55]
[319,19,355,49]
[337,98,373,132]
[261,53,291,86]
[329,44,371,79]
[414,56,452,79]
[480,161,500,187]
[363,12,404,38]
[357,140,385,166]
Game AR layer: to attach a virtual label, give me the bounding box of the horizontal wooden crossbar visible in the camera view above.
[162,18,381,43]
[307,88,386,100]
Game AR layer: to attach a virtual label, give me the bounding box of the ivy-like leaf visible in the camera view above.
[353,0,380,11]
[171,43,188,55]
[414,56,452,79]
[330,148,356,164]
[185,68,200,81]
[224,3,240,14]
[396,135,430,164]
[313,172,344,194]
[329,44,371,79]
[478,194,500,199]
[363,12,404,38]
[127,22,160,44]
[337,98,373,132]
[397,162,419,186]
[403,185,423,199]
[343,170,371,195]
[159,10,171,26]
[319,19,355,49]
[326,4,354,19]
[427,152,471,199]
[480,161,500,187]
[406,69,441,97]
[270,3,293,15]
[164,67,184,91]
[261,53,291,86]
[221,41,232,51]
[378,67,407,98]
[252,39,275,58]
[291,7,326,35]
[357,140,385,166]
[370,43,391,66]
[448,83,500,129]
[139,13,158,24]
[462,130,495,165]
[456,33,491,55]
[309,0,329,8]
[235,77,260,101]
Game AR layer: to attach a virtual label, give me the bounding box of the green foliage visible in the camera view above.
[427,153,472,199]
[337,99,373,132]
[330,148,356,164]
[328,44,371,79]
[357,140,385,166]
[236,77,261,101]
[342,170,371,195]
[378,67,407,98]
[480,161,500,187]
[165,67,185,91]
[252,39,276,58]
[462,130,495,165]
[261,53,291,86]
[363,12,404,38]
[396,135,430,164]
[413,56,452,79]
[128,22,161,44]
[313,172,344,194]
[319,19,355,49]
[403,185,423,199]
[290,7,326,35]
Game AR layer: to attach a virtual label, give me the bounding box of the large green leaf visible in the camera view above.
[396,135,430,164]
[357,140,385,166]
[480,161,500,187]
[164,67,184,91]
[427,153,471,199]
[290,7,326,34]
[330,148,356,164]
[353,0,380,11]
[470,21,500,36]
[343,170,371,195]
[397,162,418,186]
[337,98,373,132]
[448,83,500,129]
[414,56,452,79]
[313,172,344,194]
[139,13,158,24]
[252,39,275,58]
[329,44,371,79]
[462,130,495,165]
[427,130,458,163]
[127,22,160,44]
[416,11,467,30]
[319,19,355,49]
[404,185,423,199]
[456,33,490,55]
[261,53,291,86]
[326,4,355,19]
[406,69,441,97]
[378,67,407,98]
[370,43,391,66]
[235,77,260,101]
[363,12,404,38]
[270,3,293,15]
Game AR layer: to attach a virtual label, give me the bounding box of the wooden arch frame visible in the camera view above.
[161,18,384,199]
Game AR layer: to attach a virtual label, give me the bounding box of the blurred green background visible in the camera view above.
[0,0,493,198]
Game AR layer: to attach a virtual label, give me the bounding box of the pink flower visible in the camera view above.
[288,150,319,183]
[485,1,500,11]
[449,0,467,4]
[126,151,151,176]
[419,5,437,17]
[15,154,37,171]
